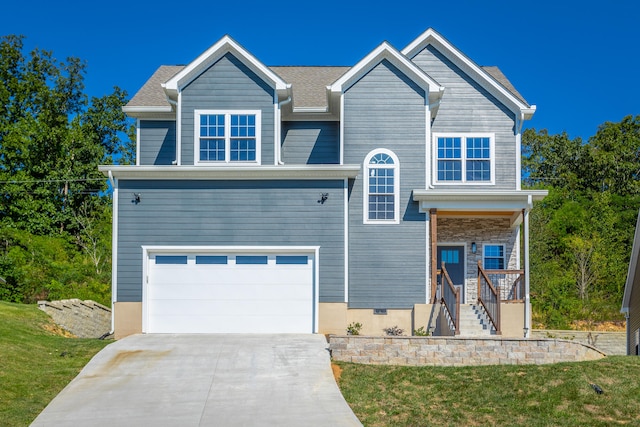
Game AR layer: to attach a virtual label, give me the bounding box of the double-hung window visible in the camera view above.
[364,149,399,224]
[195,110,261,165]
[434,133,494,183]
[483,244,505,270]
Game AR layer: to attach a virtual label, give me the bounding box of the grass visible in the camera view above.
[0,301,110,426]
[335,357,640,426]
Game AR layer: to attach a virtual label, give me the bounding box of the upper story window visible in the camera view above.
[434,133,494,184]
[483,244,505,270]
[364,149,400,225]
[195,110,261,165]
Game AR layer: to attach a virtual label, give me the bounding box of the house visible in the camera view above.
[100,28,547,339]
[622,210,640,355]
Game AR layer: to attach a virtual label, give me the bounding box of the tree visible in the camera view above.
[0,34,132,304]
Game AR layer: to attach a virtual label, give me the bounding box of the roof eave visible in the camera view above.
[99,165,361,180]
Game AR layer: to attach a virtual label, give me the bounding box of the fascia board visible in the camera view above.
[622,210,640,310]
[329,42,444,96]
[99,165,361,180]
[162,35,289,96]
[402,28,533,118]
[412,189,548,212]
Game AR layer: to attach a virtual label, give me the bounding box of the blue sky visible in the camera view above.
[4,0,638,140]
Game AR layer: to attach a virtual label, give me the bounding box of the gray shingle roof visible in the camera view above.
[481,66,528,105]
[124,63,528,111]
[127,65,184,108]
[270,66,349,109]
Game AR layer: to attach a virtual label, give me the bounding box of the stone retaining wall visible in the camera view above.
[38,299,111,338]
[329,335,606,366]
[531,329,626,356]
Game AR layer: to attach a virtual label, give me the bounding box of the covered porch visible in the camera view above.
[412,189,547,337]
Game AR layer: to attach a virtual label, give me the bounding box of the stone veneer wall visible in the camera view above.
[531,329,627,356]
[38,299,111,338]
[330,335,606,366]
[438,217,519,303]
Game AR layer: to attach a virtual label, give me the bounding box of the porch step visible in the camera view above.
[457,304,493,336]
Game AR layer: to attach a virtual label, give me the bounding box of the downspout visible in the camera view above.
[426,98,442,189]
[165,95,179,165]
[624,311,630,355]
[276,96,292,165]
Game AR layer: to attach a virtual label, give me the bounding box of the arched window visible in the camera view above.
[364,149,399,224]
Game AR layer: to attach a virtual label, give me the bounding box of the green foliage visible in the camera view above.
[413,326,429,336]
[346,322,362,335]
[524,117,640,328]
[0,302,109,425]
[0,35,130,305]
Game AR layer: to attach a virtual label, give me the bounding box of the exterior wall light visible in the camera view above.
[471,242,477,253]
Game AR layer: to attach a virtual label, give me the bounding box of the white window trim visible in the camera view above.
[193,109,262,166]
[363,149,400,225]
[432,133,495,185]
[482,243,506,270]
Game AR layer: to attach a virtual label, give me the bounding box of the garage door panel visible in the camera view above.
[150,298,312,316]
[146,250,315,333]
[150,315,313,334]
[150,282,311,301]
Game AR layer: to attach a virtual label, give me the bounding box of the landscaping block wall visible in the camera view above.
[38,299,111,338]
[329,335,606,366]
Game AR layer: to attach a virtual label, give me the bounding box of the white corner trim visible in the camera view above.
[176,92,182,165]
[343,178,349,303]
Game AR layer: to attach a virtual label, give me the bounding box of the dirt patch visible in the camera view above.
[331,363,342,382]
[42,322,76,338]
[571,321,626,331]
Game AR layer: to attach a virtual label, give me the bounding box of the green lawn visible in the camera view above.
[335,357,640,426]
[0,301,110,426]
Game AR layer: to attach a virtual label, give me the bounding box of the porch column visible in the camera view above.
[523,207,531,338]
[430,208,438,303]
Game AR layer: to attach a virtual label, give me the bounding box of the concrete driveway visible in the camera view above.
[31,334,362,426]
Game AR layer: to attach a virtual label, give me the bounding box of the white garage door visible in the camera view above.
[145,251,315,333]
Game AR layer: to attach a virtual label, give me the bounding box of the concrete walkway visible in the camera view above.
[31,334,362,426]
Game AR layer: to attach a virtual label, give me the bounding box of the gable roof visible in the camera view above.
[402,28,535,119]
[328,41,445,110]
[162,35,290,100]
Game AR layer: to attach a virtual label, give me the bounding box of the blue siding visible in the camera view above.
[410,45,518,190]
[281,121,339,164]
[139,120,176,165]
[116,179,345,303]
[343,59,427,308]
[180,53,276,165]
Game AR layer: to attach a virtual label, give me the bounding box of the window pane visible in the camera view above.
[466,160,490,181]
[437,137,461,159]
[484,245,505,269]
[236,255,268,265]
[199,139,225,161]
[369,153,393,165]
[276,256,308,265]
[368,195,394,220]
[196,256,227,264]
[438,160,462,181]
[466,137,490,159]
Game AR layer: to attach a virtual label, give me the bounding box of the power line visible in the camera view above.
[0,178,106,185]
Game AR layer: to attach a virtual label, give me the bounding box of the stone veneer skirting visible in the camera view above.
[329,335,606,366]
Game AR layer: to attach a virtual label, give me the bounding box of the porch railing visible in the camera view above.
[484,269,525,301]
[477,261,501,335]
[439,262,460,335]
